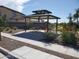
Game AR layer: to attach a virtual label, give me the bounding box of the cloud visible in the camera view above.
[0,0,30,12]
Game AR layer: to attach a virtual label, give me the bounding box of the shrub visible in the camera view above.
[28,22,33,29]
[62,31,77,46]
[45,32,58,43]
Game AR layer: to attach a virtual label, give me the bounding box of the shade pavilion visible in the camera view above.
[25,10,60,33]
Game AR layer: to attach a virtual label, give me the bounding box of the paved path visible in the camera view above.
[0,47,24,59]
[0,52,8,59]
[12,46,63,59]
[1,32,79,59]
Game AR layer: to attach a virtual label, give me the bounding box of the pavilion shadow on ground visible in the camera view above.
[14,31,53,43]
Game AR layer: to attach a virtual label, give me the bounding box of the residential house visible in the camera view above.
[0,6,26,29]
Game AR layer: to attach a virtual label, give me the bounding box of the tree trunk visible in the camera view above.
[0,32,1,41]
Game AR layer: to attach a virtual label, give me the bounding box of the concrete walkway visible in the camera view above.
[12,46,63,59]
[0,47,24,59]
[0,53,8,59]
[1,32,79,59]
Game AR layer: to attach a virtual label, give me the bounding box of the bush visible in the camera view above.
[27,22,33,29]
[45,32,58,43]
[62,31,77,46]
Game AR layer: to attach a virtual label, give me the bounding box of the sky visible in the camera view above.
[0,0,79,23]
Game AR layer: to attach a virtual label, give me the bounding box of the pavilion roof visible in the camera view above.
[32,10,52,14]
[26,14,60,19]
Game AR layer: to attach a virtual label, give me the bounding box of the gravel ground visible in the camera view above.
[0,37,25,51]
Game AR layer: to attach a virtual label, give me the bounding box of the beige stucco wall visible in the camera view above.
[0,7,25,23]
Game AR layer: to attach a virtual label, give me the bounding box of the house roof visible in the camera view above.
[0,6,26,17]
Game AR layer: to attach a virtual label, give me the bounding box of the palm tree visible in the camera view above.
[71,8,79,34]
[73,8,79,26]
[67,13,73,31]
[0,15,7,41]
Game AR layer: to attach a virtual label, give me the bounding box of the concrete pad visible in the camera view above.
[0,53,5,58]
[1,57,8,59]
[0,53,8,59]
[48,55,63,59]
[12,46,63,59]
[12,46,32,56]
[0,47,24,59]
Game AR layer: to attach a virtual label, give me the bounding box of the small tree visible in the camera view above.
[62,31,77,46]
[0,15,7,41]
